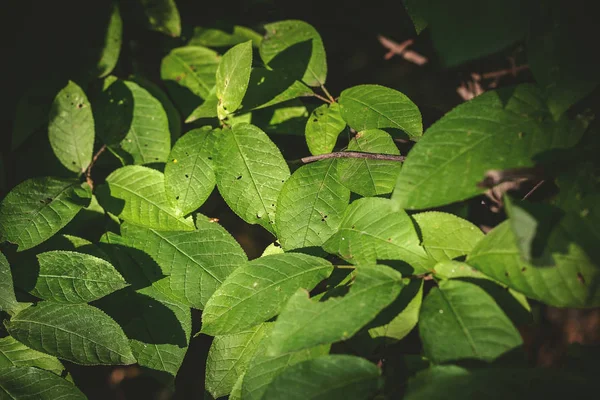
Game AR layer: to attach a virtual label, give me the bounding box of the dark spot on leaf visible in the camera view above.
[505,272,509,277]
[321,218,325,222]
[274,242,281,247]
[77,103,83,109]
[577,273,586,285]
[185,174,189,178]
[281,180,285,183]
[144,144,148,147]
[155,158,159,160]
[351,225,355,229]
[521,267,526,272]
[313,119,318,122]
[72,161,76,165]
[208,157,212,160]
[271,204,275,207]
[237,175,242,180]
[223,106,227,110]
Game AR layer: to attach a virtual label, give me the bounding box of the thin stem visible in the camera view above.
[85,144,107,190]
[292,151,406,165]
[312,92,332,104]
[522,180,545,200]
[320,84,335,103]
[482,64,529,80]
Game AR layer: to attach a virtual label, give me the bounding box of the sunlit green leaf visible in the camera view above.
[305,103,346,155]
[202,253,333,335]
[0,178,91,251]
[338,129,402,196]
[339,85,422,137]
[6,302,136,365]
[214,123,290,234]
[48,81,94,173]
[97,165,195,231]
[216,41,253,119]
[262,355,382,400]
[0,336,64,375]
[0,366,85,399]
[276,160,350,251]
[267,265,403,355]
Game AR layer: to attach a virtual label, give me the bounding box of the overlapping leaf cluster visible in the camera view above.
[1,1,598,399]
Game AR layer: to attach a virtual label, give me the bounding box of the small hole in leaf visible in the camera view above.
[505,272,509,277]
[274,242,281,247]
[521,267,526,272]
[237,175,242,180]
[185,174,189,178]
[313,119,318,122]
[175,196,180,200]
[208,157,213,160]
[77,103,83,108]
[321,218,325,222]
[72,161,76,165]
[144,144,148,147]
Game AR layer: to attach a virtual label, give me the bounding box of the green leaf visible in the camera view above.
[214,123,290,234]
[338,129,402,196]
[97,165,195,231]
[120,219,247,309]
[6,302,136,365]
[202,253,333,335]
[266,265,403,355]
[403,0,428,34]
[392,84,588,209]
[323,198,429,272]
[241,68,314,111]
[206,323,272,398]
[48,81,94,173]
[92,77,133,145]
[409,0,527,67]
[412,212,484,264]
[0,178,92,251]
[275,160,350,251]
[338,85,422,137]
[0,336,64,375]
[256,100,310,136]
[160,46,220,115]
[0,252,19,315]
[31,250,127,303]
[139,0,181,37]
[229,373,244,400]
[130,75,181,143]
[190,25,262,48]
[263,355,381,400]
[96,2,122,78]
[95,287,191,376]
[242,341,330,400]
[368,279,423,343]
[164,127,216,215]
[118,81,171,164]
[419,279,522,363]
[260,20,327,87]
[0,366,86,399]
[216,41,253,119]
[305,103,346,155]
[404,365,589,400]
[467,221,600,308]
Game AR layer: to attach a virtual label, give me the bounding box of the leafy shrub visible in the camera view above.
[1,0,598,399]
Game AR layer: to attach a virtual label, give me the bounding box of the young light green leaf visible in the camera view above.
[262,355,382,400]
[419,279,522,363]
[118,81,171,164]
[95,286,191,376]
[160,46,220,114]
[392,84,589,209]
[338,85,422,137]
[121,219,247,309]
[257,100,309,136]
[0,178,91,251]
[260,20,327,87]
[0,252,19,315]
[206,323,272,398]
[97,165,195,231]
[267,265,403,355]
[368,279,423,343]
[0,336,64,375]
[305,103,346,155]
[190,25,262,48]
[230,373,244,400]
[6,302,136,365]
[48,81,94,173]
[467,221,600,308]
[202,253,333,335]
[0,366,86,399]
[242,341,330,400]
[214,123,290,234]
[412,212,484,263]
[96,2,122,78]
[139,0,181,37]
[216,41,253,119]
[241,68,314,111]
[338,129,402,196]
[164,127,216,215]
[323,197,430,272]
[275,160,350,251]
[261,242,284,257]
[31,250,127,303]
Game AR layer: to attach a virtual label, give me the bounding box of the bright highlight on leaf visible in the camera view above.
[217,41,253,119]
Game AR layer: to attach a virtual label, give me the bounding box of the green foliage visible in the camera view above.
[2,4,597,398]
